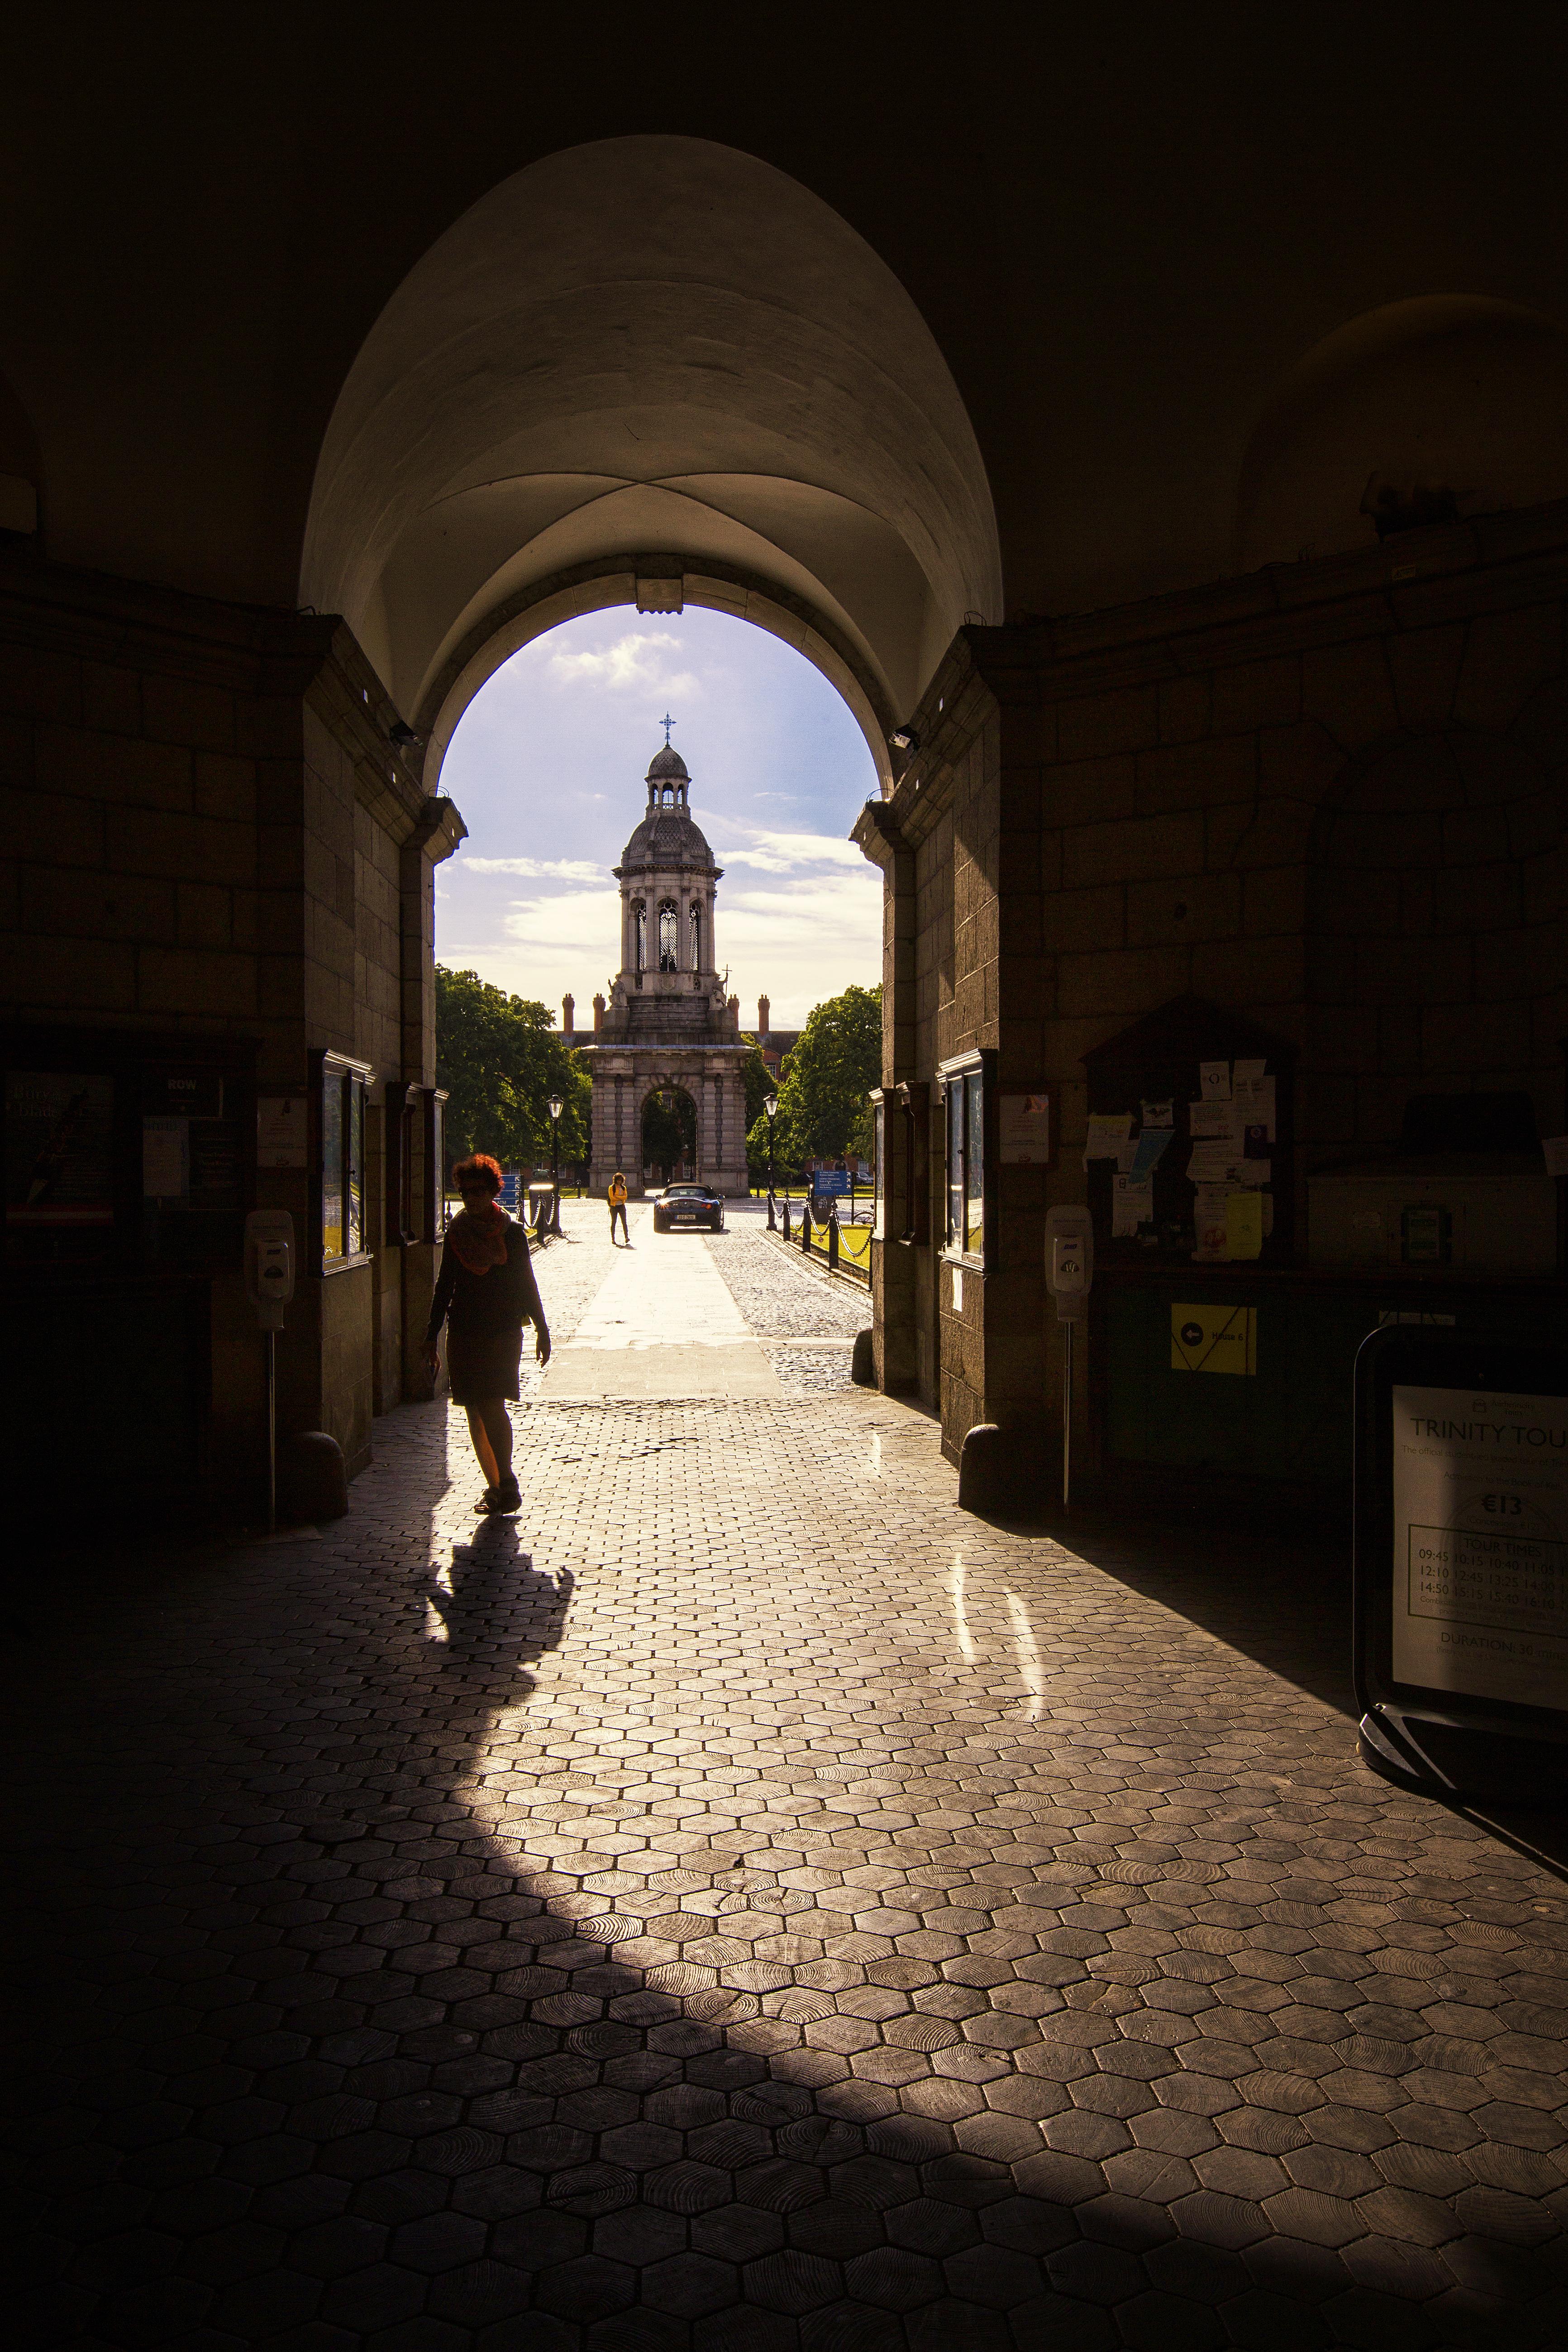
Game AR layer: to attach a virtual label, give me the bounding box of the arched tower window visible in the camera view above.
[633,902,647,970]
[689,902,701,968]
[658,901,678,971]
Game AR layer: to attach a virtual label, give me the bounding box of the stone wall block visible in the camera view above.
[1232,795,1316,870]
[36,723,192,811]
[1355,932,1473,1006]
[0,716,34,788]
[0,639,78,722]
[1040,753,1134,827]
[1510,673,1568,764]
[1211,654,1300,735]
[1305,932,1357,1006]
[1306,1002,1380,1071]
[1301,638,1399,749]
[1471,930,1535,1004]
[1388,623,1468,729]
[1190,933,1304,1004]
[176,880,233,949]
[0,784,104,866]
[193,751,257,821]
[81,661,142,736]
[1044,884,1125,955]
[1453,601,1563,730]
[1431,861,1520,935]
[997,765,1041,830]
[0,932,135,1010]
[1135,733,1257,816]
[1126,871,1240,945]
[1376,1003,1423,1071]
[1522,840,1568,926]
[106,806,254,884]
[1057,682,1159,761]
[1293,1072,1358,1150]
[1204,801,1259,871]
[1243,864,1307,937]
[138,946,256,1018]
[23,865,175,942]
[1159,673,1211,744]
[1062,811,1204,888]
[1058,944,1189,1018]
[141,673,236,754]
[1259,716,1348,805]
[1422,997,1532,1073]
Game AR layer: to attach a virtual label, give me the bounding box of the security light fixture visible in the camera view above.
[890,725,920,754]
[388,720,419,747]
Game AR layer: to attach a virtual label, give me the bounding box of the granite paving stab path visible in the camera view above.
[6,1217,1567,2349]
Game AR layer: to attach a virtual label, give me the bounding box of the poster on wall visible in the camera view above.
[5,1071,115,1225]
[1391,1383,1568,1712]
[999,1092,1052,1165]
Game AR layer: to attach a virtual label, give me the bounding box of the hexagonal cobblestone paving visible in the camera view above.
[7,1215,1567,2347]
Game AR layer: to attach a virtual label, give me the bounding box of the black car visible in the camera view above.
[652,1183,726,1233]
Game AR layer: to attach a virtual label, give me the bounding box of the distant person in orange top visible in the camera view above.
[608,1169,630,1246]
[423,1154,550,1515]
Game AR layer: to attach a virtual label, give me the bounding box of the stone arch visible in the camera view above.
[1238,296,1568,570]
[1306,715,1568,1146]
[300,136,1002,788]
[640,1080,698,1181]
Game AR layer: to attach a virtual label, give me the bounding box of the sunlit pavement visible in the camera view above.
[7,1209,1567,2348]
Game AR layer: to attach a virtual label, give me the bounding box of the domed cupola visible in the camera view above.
[609,734,727,1009]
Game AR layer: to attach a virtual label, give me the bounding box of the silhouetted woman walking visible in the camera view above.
[423,1154,551,1514]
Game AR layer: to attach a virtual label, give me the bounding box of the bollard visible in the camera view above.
[782,1199,791,1241]
[801,1198,812,1253]
[827,1204,839,1274]
[766,1190,776,1232]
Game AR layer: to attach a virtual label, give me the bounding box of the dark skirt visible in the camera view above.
[447,1322,523,1405]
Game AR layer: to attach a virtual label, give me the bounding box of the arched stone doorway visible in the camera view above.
[301,135,1003,782]
[641,1084,697,1185]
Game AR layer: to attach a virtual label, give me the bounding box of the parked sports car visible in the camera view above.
[652,1183,726,1233]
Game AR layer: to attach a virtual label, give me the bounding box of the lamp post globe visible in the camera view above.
[765,1093,778,1228]
[547,1093,563,1233]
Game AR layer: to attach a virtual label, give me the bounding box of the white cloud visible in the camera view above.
[714,826,865,874]
[548,630,700,697]
[460,856,604,881]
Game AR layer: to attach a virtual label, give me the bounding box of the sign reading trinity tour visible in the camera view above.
[1354,1326,1568,1803]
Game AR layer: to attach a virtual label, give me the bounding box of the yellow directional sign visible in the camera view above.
[1171,1302,1257,1375]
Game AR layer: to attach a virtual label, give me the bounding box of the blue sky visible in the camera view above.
[434,607,882,1029]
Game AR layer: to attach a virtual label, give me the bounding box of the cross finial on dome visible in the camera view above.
[659,713,675,745]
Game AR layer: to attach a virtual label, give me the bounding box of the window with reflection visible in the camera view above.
[318,1052,372,1266]
[939,1051,992,1265]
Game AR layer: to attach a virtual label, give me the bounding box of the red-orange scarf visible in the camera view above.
[446,1201,510,1275]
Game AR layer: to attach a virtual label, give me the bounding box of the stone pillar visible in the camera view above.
[399,794,466,1408]
[853,799,919,1397]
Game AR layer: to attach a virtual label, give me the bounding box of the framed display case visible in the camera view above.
[938,1049,996,1268]
[312,1050,374,1272]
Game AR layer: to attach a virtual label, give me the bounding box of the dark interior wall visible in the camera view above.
[4,11,1568,630]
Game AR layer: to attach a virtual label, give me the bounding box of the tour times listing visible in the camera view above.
[1392,1385,1568,1712]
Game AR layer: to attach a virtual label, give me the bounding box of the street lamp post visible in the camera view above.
[547,1092,563,1235]
[765,1093,778,1230]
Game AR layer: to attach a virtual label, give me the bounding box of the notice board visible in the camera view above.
[1354,1325,1568,1799]
[1081,995,1295,1267]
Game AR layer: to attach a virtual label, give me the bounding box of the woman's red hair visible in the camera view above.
[452,1153,503,1195]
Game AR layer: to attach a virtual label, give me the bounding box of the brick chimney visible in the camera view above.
[592,992,605,1035]
[728,994,740,1032]
[757,993,770,1037]
[562,992,574,1037]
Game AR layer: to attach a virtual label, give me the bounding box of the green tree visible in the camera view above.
[435,966,591,1177]
[739,1036,781,1186]
[747,983,881,1176]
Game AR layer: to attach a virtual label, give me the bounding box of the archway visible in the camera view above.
[642,1084,697,1184]
[301,136,1002,787]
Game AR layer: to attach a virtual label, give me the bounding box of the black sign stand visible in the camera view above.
[1353,1326,1568,1804]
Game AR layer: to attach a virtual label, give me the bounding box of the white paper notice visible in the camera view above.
[1232,1058,1266,1084]
[1192,1186,1230,1260]
[1187,1140,1241,1184]
[1112,1176,1154,1236]
[999,1093,1052,1164]
[1083,1112,1133,1158]
[1391,1384,1568,1710]
[1189,1100,1240,1142]
[258,1093,309,1169]
[1233,1073,1277,1140]
[143,1116,188,1199]
[1199,1060,1231,1102]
